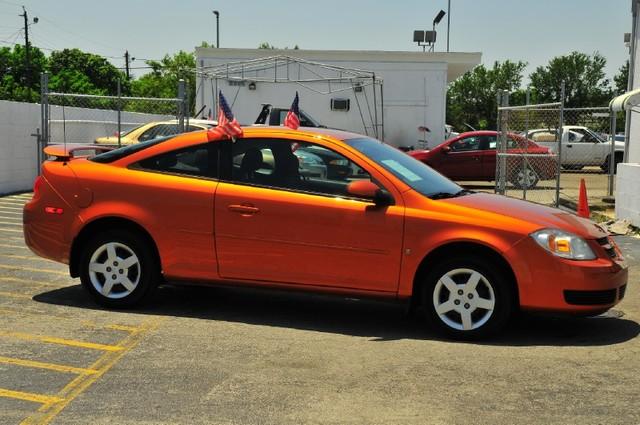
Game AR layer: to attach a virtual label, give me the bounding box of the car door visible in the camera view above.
[480,135,498,180]
[565,128,605,166]
[214,137,405,293]
[437,136,483,180]
[127,141,220,281]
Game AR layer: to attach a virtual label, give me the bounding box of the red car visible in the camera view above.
[409,131,557,189]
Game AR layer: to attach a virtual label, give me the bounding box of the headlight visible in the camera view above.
[530,229,596,260]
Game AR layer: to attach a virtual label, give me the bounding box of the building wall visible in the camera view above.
[616,0,640,225]
[196,49,480,149]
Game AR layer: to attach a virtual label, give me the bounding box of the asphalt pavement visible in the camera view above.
[0,192,638,425]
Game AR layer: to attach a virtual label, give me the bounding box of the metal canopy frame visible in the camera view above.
[197,55,385,139]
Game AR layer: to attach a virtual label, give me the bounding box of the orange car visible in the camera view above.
[23,127,628,339]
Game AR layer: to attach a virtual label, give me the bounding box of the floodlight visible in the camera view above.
[433,10,446,25]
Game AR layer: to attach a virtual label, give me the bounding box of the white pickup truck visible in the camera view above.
[526,126,624,172]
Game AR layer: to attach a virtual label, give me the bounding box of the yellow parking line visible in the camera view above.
[0,217,21,223]
[0,356,98,375]
[0,331,125,352]
[0,290,33,299]
[104,324,141,333]
[0,388,63,405]
[0,206,23,211]
[0,264,68,276]
[21,317,164,425]
[2,254,55,263]
[0,227,23,233]
[0,276,61,287]
[0,243,28,249]
[0,306,74,319]
[0,221,22,226]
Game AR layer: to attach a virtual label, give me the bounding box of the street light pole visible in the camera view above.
[213,10,220,48]
[446,0,451,52]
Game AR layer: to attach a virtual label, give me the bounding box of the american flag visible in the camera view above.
[284,92,300,130]
[216,90,243,138]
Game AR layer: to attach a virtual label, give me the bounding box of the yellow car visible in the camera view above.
[95,119,217,146]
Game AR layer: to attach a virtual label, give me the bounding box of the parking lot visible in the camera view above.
[0,192,639,424]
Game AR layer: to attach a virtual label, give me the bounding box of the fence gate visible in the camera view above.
[38,73,187,164]
[496,100,562,206]
[496,92,617,209]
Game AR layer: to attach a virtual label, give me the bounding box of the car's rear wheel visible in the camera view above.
[422,257,513,339]
[80,230,159,308]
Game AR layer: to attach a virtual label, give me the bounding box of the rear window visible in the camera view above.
[90,136,174,163]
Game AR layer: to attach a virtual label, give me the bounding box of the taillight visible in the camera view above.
[33,175,43,198]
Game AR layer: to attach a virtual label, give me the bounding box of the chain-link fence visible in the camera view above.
[496,102,562,206]
[38,74,188,164]
[496,89,618,209]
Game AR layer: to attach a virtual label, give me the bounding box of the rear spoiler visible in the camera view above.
[44,144,114,161]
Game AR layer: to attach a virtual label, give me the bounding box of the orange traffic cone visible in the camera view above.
[577,178,590,218]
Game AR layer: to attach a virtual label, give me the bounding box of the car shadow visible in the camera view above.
[32,283,639,347]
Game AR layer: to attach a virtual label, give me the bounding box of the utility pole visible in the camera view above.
[124,50,130,81]
[19,6,30,95]
[446,0,451,52]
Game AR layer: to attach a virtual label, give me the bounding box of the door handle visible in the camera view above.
[567,144,573,148]
[228,204,260,215]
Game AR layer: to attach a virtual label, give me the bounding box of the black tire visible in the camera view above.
[421,256,514,340]
[79,230,159,308]
[601,154,622,174]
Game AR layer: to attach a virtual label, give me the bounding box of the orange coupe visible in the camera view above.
[24,127,628,339]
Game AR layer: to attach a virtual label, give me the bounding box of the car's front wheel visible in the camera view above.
[422,257,513,339]
[79,230,159,308]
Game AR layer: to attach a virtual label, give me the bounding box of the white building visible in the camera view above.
[195,48,480,148]
[617,0,640,226]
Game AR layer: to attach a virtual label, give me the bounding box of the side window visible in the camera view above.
[486,136,497,150]
[138,125,161,142]
[135,143,219,178]
[450,137,480,151]
[230,138,372,198]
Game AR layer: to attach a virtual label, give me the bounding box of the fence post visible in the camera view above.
[555,81,565,208]
[39,72,49,173]
[497,90,509,195]
[117,80,122,148]
[607,110,617,197]
[178,79,186,133]
[522,87,531,200]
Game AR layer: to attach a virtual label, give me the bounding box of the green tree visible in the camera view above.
[529,51,612,107]
[0,44,47,102]
[48,48,127,95]
[258,42,276,49]
[613,60,629,96]
[130,50,196,113]
[446,60,527,131]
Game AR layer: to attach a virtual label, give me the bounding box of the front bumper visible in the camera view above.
[506,236,628,314]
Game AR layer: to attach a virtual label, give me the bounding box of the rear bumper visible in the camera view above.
[23,199,71,265]
[506,237,628,315]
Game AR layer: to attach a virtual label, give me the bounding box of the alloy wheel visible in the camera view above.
[88,242,141,299]
[432,268,496,331]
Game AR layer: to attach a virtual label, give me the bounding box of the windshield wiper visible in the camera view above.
[429,189,474,200]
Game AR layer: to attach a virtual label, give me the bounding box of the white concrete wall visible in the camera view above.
[196,49,480,149]
[0,101,40,195]
[0,100,172,195]
[616,0,640,226]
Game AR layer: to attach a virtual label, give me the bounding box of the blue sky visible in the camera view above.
[0,0,631,82]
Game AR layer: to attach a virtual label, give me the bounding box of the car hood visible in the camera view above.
[442,192,608,239]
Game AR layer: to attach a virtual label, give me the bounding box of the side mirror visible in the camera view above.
[442,145,451,153]
[346,180,393,206]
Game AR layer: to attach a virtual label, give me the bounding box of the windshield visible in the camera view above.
[90,136,174,163]
[345,137,464,199]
